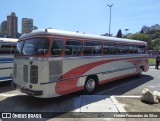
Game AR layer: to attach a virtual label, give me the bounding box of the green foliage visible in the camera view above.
[127,33,151,42]
[140,29,144,34]
[147,30,160,34]
[127,33,152,49]
[146,30,160,40]
[151,38,160,50]
[122,25,160,50]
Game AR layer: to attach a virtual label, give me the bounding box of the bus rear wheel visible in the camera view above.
[84,77,97,94]
[136,67,143,77]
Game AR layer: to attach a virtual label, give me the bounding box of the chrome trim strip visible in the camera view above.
[14,54,148,61]
[0,67,13,70]
[40,66,135,85]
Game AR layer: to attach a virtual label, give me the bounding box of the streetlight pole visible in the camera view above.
[107,4,113,37]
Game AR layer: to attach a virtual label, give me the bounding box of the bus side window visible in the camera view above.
[117,45,123,54]
[123,45,129,54]
[0,45,11,54]
[83,42,93,55]
[129,45,134,54]
[117,45,128,54]
[73,41,82,55]
[133,46,138,53]
[65,40,81,56]
[138,45,146,54]
[103,43,110,54]
[51,39,63,56]
[92,42,102,54]
[83,41,101,55]
[10,45,16,54]
[109,44,117,54]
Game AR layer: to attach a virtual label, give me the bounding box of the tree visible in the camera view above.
[116,29,122,38]
[146,30,160,40]
[151,38,160,50]
[127,33,152,49]
[140,29,144,34]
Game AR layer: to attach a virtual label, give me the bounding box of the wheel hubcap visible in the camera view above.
[139,68,142,74]
[86,79,95,92]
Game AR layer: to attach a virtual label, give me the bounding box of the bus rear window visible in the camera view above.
[21,38,49,55]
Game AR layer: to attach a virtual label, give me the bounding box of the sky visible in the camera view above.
[0,0,160,36]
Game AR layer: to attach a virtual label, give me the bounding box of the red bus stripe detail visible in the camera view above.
[55,57,143,95]
[55,60,109,95]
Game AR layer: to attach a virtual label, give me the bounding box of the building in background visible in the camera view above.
[7,12,18,38]
[0,25,1,33]
[22,18,33,34]
[0,25,1,34]
[1,21,7,37]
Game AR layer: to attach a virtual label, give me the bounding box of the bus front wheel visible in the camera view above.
[84,77,97,94]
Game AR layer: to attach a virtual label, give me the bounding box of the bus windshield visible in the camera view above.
[17,37,49,55]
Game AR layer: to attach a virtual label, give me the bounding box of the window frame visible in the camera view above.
[138,45,146,54]
[51,39,63,56]
[83,41,102,55]
[128,45,134,54]
[103,43,117,55]
[117,44,129,54]
[64,39,82,56]
[21,37,50,56]
[133,45,138,54]
[0,43,17,54]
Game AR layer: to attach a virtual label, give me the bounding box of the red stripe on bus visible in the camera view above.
[55,57,145,95]
[55,59,109,95]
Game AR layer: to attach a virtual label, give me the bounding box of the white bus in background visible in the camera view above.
[0,38,18,82]
[12,29,149,98]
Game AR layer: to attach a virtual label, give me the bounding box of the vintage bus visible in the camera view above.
[0,38,18,82]
[12,29,149,98]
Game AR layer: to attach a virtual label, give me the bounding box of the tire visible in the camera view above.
[84,77,97,94]
[136,67,143,77]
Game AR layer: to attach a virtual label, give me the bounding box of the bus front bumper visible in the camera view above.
[11,81,43,96]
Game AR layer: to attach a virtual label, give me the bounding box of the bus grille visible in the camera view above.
[23,65,28,82]
[13,63,17,79]
[30,65,38,84]
[49,61,62,82]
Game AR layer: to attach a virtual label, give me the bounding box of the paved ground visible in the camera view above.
[0,66,160,121]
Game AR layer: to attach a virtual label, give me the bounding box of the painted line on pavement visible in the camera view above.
[110,96,126,112]
[113,95,141,98]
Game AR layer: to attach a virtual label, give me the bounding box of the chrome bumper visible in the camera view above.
[11,81,43,96]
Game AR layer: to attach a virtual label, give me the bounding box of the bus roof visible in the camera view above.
[19,29,147,45]
[0,38,18,43]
